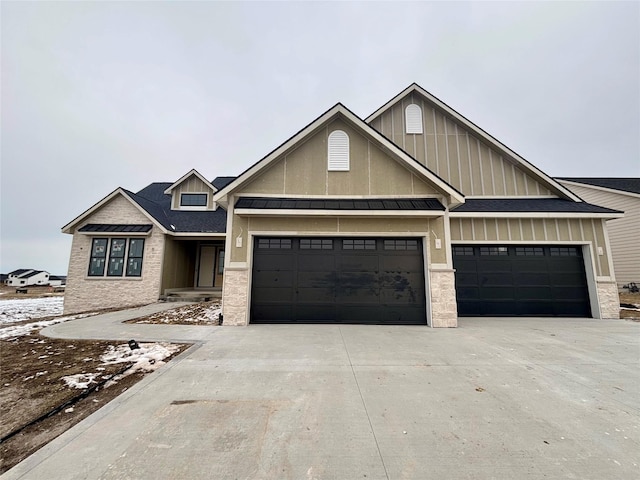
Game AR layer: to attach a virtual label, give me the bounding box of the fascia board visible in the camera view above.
[163,169,217,195]
[557,179,640,200]
[213,103,464,205]
[449,211,624,219]
[234,209,444,217]
[61,188,168,234]
[366,83,582,202]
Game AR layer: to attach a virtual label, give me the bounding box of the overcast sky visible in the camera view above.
[1,1,639,275]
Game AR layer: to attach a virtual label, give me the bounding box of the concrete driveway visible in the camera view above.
[3,306,639,480]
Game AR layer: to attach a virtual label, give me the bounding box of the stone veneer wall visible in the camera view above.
[63,195,165,314]
[596,280,620,319]
[221,269,249,326]
[429,269,458,327]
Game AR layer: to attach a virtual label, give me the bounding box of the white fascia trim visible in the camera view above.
[213,104,465,205]
[61,188,168,234]
[168,232,226,237]
[163,169,217,195]
[557,180,640,200]
[235,209,445,217]
[365,84,582,202]
[449,212,624,219]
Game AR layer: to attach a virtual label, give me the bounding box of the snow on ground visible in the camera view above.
[0,312,96,340]
[134,302,221,324]
[0,297,64,325]
[62,343,182,389]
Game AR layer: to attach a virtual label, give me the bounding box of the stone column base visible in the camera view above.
[430,269,458,327]
[221,269,249,326]
[596,280,620,319]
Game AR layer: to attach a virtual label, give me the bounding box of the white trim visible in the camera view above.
[365,83,583,202]
[163,169,217,195]
[61,188,168,234]
[212,104,465,207]
[449,211,624,219]
[178,192,209,211]
[557,179,640,200]
[235,209,445,217]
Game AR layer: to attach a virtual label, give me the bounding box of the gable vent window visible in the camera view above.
[328,130,349,171]
[405,104,423,134]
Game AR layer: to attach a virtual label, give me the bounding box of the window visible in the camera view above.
[550,247,579,257]
[328,130,349,171]
[480,246,508,256]
[217,250,225,275]
[300,239,333,250]
[405,104,423,134]
[384,239,418,250]
[343,239,376,250]
[258,238,292,249]
[180,193,207,207]
[88,238,145,277]
[515,247,544,256]
[453,246,474,256]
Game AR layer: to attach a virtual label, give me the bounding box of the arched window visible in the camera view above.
[405,104,423,134]
[328,130,349,171]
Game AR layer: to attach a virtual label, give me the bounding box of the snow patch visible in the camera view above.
[62,373,100,389]
[0,313,95,340]
[0,297,64,324]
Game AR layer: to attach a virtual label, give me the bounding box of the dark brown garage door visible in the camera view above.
[251,237,426,324]
[453,245,591,317]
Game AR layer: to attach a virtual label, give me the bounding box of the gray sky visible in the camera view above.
[2,1,639,275]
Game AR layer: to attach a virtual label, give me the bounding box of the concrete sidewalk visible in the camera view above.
[3,310,640,479]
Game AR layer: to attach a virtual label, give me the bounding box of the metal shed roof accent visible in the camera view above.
[78,224,153,233]
[235,197,445,211]
[451,198,622,214]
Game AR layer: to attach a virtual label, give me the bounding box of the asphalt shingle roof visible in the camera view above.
[212,177,236,190]
[452,198,622,214]
[557,178,640,195]
[126,183,227,233]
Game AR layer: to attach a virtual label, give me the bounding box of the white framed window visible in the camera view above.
[328,130,349,171]
[180,193,208,210]
[405,104,423,134]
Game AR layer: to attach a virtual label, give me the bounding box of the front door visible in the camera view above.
[198,245,224,287]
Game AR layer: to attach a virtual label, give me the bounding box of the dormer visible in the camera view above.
[163,169,218,211]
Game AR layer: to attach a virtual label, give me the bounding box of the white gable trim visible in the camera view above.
[163,169,217,195]
[61,188,168,234]
[557,179,640,200]
[213,104,465,207]
[366,83,582,202]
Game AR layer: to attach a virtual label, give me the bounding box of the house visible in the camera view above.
[7,269,52,287]
[62,84,623,325]
[556,178,639,289]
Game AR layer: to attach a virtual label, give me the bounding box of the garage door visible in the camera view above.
[251,237,426,324]
[453,245,591,317]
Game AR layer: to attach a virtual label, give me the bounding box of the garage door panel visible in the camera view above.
[251,237,426,325]
[453,245,590,317]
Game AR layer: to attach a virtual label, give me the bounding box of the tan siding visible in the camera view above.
[161,238,197,291]
[558,181,639,284]
[172,175,215,209]
[243,161,285,194]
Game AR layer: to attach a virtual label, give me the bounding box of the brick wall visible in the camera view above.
[63,195,165,314]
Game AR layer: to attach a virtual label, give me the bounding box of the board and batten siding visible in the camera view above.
[171,175,216,209]
[450,217,611,277]
[368,92,553,197]
[557,182,639,286]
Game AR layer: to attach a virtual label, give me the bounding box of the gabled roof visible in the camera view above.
[22,270,46,278]
[8,268,31,276]
[366,83,583,203]
[163,169,217,195]
[557,178,640,197]
[450,198,623,217]
[213,103,465,207]
[212,176,236,190]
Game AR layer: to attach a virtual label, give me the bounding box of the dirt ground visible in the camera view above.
[0,332,186,474]
[0,285,64,301]
[619,291,640,320]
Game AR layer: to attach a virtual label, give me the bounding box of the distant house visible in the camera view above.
[7,269,53,287]
[557,178,640,288]
[62,83,623,324]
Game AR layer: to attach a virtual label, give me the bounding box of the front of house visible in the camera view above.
[62,84,623,325]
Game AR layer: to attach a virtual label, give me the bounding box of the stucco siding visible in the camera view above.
[557,181,639,286]
[63,195,165,314]
[171,174,216,209]
[370,92,554,197]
